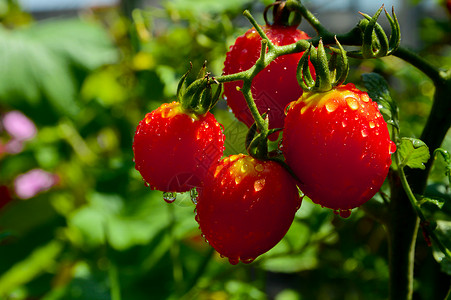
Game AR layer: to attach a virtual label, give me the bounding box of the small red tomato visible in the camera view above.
[133,101,225,193]
[196,154,302,264]
[223,25,311,133]
[282,83,395,216]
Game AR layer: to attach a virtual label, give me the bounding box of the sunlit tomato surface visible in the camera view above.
[196,154,302,264]
[133,102,225,192]
[223,25,311,133]
[282,84,395,217]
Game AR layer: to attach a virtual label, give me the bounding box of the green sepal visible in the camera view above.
[296,44,315,91]
[385,7,401,54]
[313,39,332,91]
[264,0,303,28]
[177,62,193,101]
[246,114,270,160]
[245,123,258,151]
[361,7,387,58]
[329,36,349,87]
[348,6,400,59]
[297,38,349,93]
[177,62,222,116]
[197,60,207,80]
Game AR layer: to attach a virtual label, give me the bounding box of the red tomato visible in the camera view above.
[133,102,225,193]
[282,83,395,216]
[223,25,311,134]
[196,154,302,264]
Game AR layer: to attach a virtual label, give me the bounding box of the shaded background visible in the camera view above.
[0,0,450,299]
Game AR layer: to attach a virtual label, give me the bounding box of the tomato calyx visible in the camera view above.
[350,5,401,59]
[177,62,223,116]
[297,37,349,93]
[263,0,302,28]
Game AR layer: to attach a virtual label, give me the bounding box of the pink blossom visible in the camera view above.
[14,169,58,199]
[2,111,37,141]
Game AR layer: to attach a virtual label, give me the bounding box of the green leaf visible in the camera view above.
[25,18,118,71]
[260,246,319,273]
[166,0,253,16]
[362,72,399,129]
[0,19,117,120]
[433,220,451,275]
[417,195,445,209]
[398,137,430,169]
[0,241,63,295]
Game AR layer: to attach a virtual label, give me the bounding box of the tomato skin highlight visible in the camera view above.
[282,83,394,211]
[133,101,225,192]
[223,25,311,132]
[196,154,302,264]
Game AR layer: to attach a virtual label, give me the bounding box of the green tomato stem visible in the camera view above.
[286,0,329,36]
[394,138,451,260]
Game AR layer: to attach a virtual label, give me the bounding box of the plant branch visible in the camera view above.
[395,151,451,259]
[286,0,330,36]
[393,47,444,85]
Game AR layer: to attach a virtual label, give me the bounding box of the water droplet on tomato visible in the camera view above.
[255,163,264,172]
[163,192,177,203]
[242,257,255,264]
[254,179,265,192]
[241,162,251,173]
[190,188,198,204]
[235,175,243,185]
[389,141,397,154]
[325,100,338,113]
[301,106,308,114]
[345,96,359,110]
[342,121,347,128]
[361,94,370,102]
[361,129,368,137]
[369,121,375,128]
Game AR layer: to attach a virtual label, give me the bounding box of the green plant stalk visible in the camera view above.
[168,204,183,295]
[182,247,215,296]
[108,261,122,300]
[397,152,451,259]
[387,171,418,300]
[387,45,451,299]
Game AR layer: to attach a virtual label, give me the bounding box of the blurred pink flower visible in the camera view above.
[4,139,24,154]
[14,169,59,199]
[2,111,37,141]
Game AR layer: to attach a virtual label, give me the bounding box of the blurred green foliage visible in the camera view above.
[0,0,449,299]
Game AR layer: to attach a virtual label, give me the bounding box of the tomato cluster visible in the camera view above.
[133,21,394,264]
